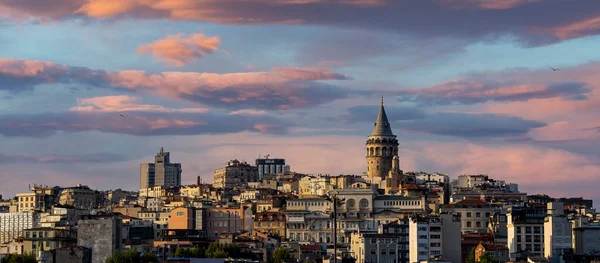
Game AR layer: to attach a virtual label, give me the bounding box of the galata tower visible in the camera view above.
[366,97,399,179]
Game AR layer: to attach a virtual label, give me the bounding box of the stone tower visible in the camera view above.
[366,97,399,180]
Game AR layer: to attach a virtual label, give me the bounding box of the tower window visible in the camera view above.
[376,148,380,155]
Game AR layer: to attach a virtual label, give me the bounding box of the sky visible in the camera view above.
[0,0,599,204]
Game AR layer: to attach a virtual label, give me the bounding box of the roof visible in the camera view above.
[375,195,420,201]
[480,243,509,251]
[370,99,394,136]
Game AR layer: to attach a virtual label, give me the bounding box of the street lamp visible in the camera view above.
[326,192,345,263]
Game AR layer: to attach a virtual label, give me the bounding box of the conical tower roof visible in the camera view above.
[371,97,394,136]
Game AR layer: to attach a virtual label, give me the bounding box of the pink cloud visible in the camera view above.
[137,33,222,67]
[550,16,600,41]
[435,0,539,9]
[70,95,208,113]
[229,109,269,116]
[0,58,349,109]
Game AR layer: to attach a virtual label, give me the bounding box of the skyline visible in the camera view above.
[0,0,599,204]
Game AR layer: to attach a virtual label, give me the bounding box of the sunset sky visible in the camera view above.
[0,0,599,204]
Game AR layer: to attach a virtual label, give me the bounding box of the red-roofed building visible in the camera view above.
[475,243,509,263]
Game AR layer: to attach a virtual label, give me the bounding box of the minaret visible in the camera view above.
[366,96,399,180]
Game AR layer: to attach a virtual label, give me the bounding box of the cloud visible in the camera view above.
[229,109,269,116]
[3,1,600,45]
[137,33,222,67]
[0,109,290,138]
[343,105,426,123]
[402,113,545,138]
[70,95,208,113]
[397,79,591,106]
[435,0,539,10]
[0,152,127,164]
[0,59,349,110]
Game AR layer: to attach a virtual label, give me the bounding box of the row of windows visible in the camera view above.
[458,212,490,218]
[382,200,420,206]
[516,226,543,234]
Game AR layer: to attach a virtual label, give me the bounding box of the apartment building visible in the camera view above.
[350,232,403,263]
[204,206,253,240]
[0,211,40,244]
[59,184,98,209]
[441,198,500,234]
[22,228,76,255]
[254,212,286,236]
[213,159,258,189]
[507,205,546,260]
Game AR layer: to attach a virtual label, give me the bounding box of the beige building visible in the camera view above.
[168,207,195,230]
[254,212,286,237]
[140,147,182,189]
[205,206,253,240]
[441,198,500,234]
[298,175,333,198]
[59,184,97,209]
[213,159,258,189]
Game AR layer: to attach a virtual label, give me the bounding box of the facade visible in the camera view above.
[168,207,196,230]
[256,157,289,179]
[475,243,509,263]
[212,159,258,189]
[366,98,400,182]
[572,224,600,254]
[544,202,572,263]
[350,232,403,263]
[59,184,97,209]
[254,212,287,236]
[507,206,546,260]
[22,228,76,255]
[204,206,253,240]
[441,199,499,234]
[77,214,123,263]
[0,211,39,244]
[140,147,182,189]
[285,198,339,244]
[409,217,443,263]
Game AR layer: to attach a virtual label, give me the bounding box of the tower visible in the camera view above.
[366,97,399,180]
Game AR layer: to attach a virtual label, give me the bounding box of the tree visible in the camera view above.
[1,253,37,263]
[478,252,499,263]
[466,248,476,263]
[205,242,228,258]
[105,249,158,263]
[271,247,291,263]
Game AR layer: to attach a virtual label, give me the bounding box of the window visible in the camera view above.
[466,221,472,227]
[371,249,376,255]
[390,249,396,255]
[476,212,481,218]
[526,235,532,242]
[476,221,481,227]
[517,235,521,242]
[526,227,532,234]
[381,249,387,255]
[466,212,472,218]
[176,211,185,216]
[430,235,441,239]
[517,227,522,234]
[485,212,490,218]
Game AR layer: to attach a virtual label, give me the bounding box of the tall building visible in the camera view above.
[366,97,400,180]
[544,202,572,263]
[507,205,546,260]
[256,157,289,179]
[213,159,258,189]
[140,147,182,189]
[0,211,40,244]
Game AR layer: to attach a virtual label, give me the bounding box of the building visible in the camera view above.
[22,228,76,255]
[45,246,92,263]
[212,160,258,189]
[0,211,39,244]
[256,157,290,179]
[573,223,600,255]
[350,232,403,263]
[77,214,123,263]
[366,98,400,183]
[285,198,337,244]
[15,185,60,213]
[59,184,97,209]
[441,198,499,234]
[168,207,196,230]
[544,202,571,263]
[204,206,253,240]
[507,206,546,260]
[254,212,286,236]
[409,216,443,263]
[140,147,182,189]
[475,243,509,263]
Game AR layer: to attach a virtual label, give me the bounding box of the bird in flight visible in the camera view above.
[119,114,125,118]
[550,66,559,71]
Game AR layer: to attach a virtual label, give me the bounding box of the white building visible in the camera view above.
[0,211,39,244]
[409,217,443,263]
[507,206,546,260]
[350,232,402,263]
[544,203,571,263]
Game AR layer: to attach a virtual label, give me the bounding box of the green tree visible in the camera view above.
[466,248,476,263]
[1,253,37,263]
[105,249,158,263]
[271,247,291,263]
[478,252,499,263]
[205,242,228,258]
